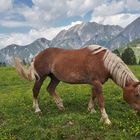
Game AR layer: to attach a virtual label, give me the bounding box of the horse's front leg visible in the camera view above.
[47,76,65,111]
[92,80,111,125]
[32,78,44,113]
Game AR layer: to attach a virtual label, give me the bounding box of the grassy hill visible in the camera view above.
[127,39,140,48]
[127,39,140,63]
[0,67,140,140]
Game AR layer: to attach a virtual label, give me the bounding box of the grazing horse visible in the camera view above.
[14,45,140,125]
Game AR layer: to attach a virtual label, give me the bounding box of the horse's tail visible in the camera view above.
[13,57,39,81]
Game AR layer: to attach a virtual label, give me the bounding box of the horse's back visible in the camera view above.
[41,47,90,83]
[34,46,109,84]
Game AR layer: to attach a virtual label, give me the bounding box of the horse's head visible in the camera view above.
[123,81,140,116]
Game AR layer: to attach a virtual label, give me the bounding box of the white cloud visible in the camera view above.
[92,0,140,18]
[1,0,139,29]
[91,14,140,27]
[90,0,140,27]
[0,20,28,28]
[0,0,140,49]
[0,0,12,13]
[126,0,140,12]
[16,0,102,28]
[32,0,101,17]
[93,1,124,16]
[0,0,140,29]
[0,33,29,48]
[66,0,101,16]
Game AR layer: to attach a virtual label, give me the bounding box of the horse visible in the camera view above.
[14,45,140,125]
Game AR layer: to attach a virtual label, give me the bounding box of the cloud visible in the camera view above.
[16,0,102,28]
[93,1,124,16]
[66,0,101,17]
[0,0,140,49]
[92,0,140,17]
[0,0,12,13]
[32,0,101,17]
[90,0,140,27]
[1,0,140,29]
[91,14,140,27]
[0,20,28,28]
[126,0,140,12]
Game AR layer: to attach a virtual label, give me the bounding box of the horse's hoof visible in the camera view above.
[88,107,96,114]
[58,106,65,112]
[100,118,111,125]
[90,108,96,114]
[104,119,111,125]
[37,112,43,116]
[35,110,42,115]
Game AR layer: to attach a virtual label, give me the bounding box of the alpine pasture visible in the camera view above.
[0,66,140,140]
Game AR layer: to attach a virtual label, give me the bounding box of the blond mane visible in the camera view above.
[87,45,138,87]
[103,50,138,87]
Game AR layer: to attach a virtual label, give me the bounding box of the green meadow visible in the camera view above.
[0,66,140,140]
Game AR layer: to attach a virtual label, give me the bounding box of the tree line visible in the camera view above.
[113,47,138,65]
[0,62,6,66]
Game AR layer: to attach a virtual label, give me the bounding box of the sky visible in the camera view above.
[0,0,140,49]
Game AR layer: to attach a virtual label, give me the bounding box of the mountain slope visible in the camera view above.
[108,17,140,50]
[1,17,140,65]
[0,38,50,64]
[51,22,123,48]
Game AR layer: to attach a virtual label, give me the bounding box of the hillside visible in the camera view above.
[127,39,140,63]
[127,38,140,48]
[0,66,140,139]
[116,38,140,63]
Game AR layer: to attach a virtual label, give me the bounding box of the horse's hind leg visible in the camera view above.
[47,76,65,111]
[32,78,44,113]
[88,88,97,113]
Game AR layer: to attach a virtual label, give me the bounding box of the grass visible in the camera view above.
[0,66,140,140]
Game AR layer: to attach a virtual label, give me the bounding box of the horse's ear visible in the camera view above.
[132,82,140,88]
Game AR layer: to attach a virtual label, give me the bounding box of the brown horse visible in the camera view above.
[14,45,140,125]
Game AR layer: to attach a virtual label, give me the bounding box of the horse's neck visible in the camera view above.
[116,75,138,88]
[103,50,138,88]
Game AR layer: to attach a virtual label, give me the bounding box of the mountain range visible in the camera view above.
[108,17,140,50]
[51,22,123,48]
[0,38,50,64]
[0,16,140,64]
